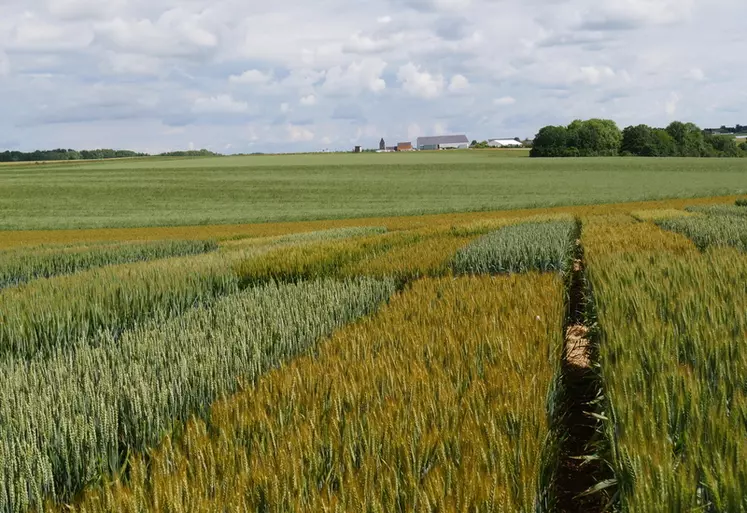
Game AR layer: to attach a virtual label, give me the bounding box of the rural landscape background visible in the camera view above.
[1,0,747,512]
[1,150,745,513]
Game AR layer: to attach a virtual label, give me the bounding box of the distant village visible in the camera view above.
[352,134,531,153]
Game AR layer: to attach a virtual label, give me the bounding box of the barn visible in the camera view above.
[417,135,470,151]
[488,138,524,148]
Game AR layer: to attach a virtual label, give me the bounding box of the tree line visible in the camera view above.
[0,148,220,163]
[530,119,747,158]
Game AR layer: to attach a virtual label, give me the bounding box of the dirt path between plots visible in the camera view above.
[553,240,611,513]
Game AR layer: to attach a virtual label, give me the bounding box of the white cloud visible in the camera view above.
[46,0,126,20]
[448,74,469,92]
[300,94,317,106]
[580,0,695,30]
[344,32,401,54]
[287,124,314,142]
[407,123,422,141]
[10,16,94,51]
[0,0,743,153]
[665,92,681,117]
[95,10,219,58]
[193,94,249,114]
[493,96,516,106]
[0,52,9,77]
[229,69,273,85]
[397,63,444,99]
[579,65,616,85]
[687,68,705,81]
[322,58,387,94]
[432,122,448,135]
[102,52,161,76]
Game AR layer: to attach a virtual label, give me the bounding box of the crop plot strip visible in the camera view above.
[55,275,566,513]
[0,230,410,360]
[0,239,218,289]
[584,219,747,511]
[451,217,577,275]
[0,251,241,359]
[686,204,747,218]
[656,215,747,251]
[0,278,395,512]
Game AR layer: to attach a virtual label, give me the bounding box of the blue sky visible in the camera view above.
[0,0,745,153]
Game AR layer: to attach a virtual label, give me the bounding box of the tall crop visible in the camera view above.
[0,239,216,289]
[223,226,387,247]
[234,231,418,285]
[452,218,577,275]
[0,252,241,359]
[584,219,747,512]
[55,275,565,513]
[656,215,747,251]
[346,232,475,282]
[687,204,747,217]
[0,278,394,512]
[736,198,747,207]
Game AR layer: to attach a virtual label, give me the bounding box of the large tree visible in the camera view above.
[530,125,569,157]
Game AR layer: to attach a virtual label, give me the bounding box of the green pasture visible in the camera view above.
[0,151,745,230]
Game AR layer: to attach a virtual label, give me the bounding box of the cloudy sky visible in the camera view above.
[0,0,744,153]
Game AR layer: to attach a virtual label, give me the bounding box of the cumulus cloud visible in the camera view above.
[287,124,314,142]
[0,52,9,77]
[0,0,742,153]
[299,94,317,106]
[687,68,705,81]
[193,95,249,114]
[448,74,469,92]
[102,52,161,76]
[493,96,516,106]
[579,0,695,31]
[229,69,273,85]
[95,10,219,58]
[46,0,126,20]
[10,16,94,51]
[322,58,387,94]
[397,63,444,99]
[665,92,681,117]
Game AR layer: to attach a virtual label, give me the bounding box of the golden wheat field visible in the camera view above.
[0,195,745,513]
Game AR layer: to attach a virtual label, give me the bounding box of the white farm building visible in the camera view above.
[488,138,524,148]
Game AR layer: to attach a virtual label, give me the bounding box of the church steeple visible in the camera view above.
[379,138,386,151]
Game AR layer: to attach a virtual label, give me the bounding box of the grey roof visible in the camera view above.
[416,134,469,146]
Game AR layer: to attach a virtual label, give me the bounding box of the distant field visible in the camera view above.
[0,151,745,230]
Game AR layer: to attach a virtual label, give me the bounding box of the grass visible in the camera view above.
[1,153,746,230]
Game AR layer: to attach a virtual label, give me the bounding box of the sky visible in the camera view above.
[0,0,745,154]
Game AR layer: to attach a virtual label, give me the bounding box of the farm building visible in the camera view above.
[488,138,524,148]
[417,135,469,150]
[397,142,413,151]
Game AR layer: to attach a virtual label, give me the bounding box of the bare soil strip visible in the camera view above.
[554,238,612,512]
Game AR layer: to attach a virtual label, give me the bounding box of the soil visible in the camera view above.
[553,243,612,513]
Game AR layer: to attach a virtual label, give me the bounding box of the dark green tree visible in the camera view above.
[705,134,741,157]
[621,125,659,156]
[530,125,569,157]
